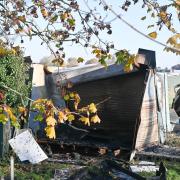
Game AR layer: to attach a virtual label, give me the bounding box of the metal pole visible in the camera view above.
[10,156,14,180]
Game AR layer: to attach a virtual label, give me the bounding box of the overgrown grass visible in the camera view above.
[138,161,180,180]
[0,160,71,180]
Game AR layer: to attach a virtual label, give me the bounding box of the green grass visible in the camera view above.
[0,160,71,180]
[165,161,180,180]
[138,161,180,180]
[1,157,180,179]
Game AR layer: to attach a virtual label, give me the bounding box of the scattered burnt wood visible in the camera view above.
[47,158,86,166]
[68,159,145,180]
[135,145,180,162]
[135,151,180,162]
[38,138,134,161]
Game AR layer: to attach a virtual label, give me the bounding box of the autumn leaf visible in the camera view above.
[175,0,180,6]
[159,11,167,20]
[124,63,133,72]
[18,106,26,113]
[88,103,97,113]
[74,93,80,110]
[148,32,157,39]
[45,126,56,139]
[167,34,180,46]
[91,115,101,124]
[5,107,17,123]
[41,8,48,18]
[67,114,75,121]
[58,111,67,123]
[80,116,90,126]
[60,12,69,21]
[69,92,75,98]
[64,94,70,101]
[0,114,8,124]
[52,58,64,66]
[33,98,47,104]
[18,15,26,22]
[46,116,57,126]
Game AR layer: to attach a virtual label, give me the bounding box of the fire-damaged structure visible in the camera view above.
[29,49,171,157]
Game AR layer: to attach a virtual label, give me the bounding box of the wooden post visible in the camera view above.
[0,122,11,157]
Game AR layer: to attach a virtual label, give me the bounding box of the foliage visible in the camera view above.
[0,0,178,69]
[0,41,31,107]
[31,93,101,139]
[0,41,31,128]
[0,158,71,180]
[0,0,179,138]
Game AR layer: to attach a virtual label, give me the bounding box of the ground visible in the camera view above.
[0,131,180,180]
[0,152,180,180]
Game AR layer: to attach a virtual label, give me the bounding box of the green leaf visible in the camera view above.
[141,16,146,20]
[147,24,154,29]
[0,114,8,124]
[67,18,75,26]
[77,57,84,63]
[64,94,70,101]
[67,114,75,121]
[99,56,107,67]
[34,114,44,121]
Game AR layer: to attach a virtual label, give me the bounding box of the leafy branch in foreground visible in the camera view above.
[0,0,179,60]
[32,92,101,139]
[0,89,102,139]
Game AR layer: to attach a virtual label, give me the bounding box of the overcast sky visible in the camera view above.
[16,0,179,68]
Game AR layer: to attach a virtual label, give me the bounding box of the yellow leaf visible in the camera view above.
[148,32,157,39]
[33,98,47,104]
[18,107,26,113]
[91,115,101,124]
[41,8,48,18]
[79,116,90,126]
[67,114,75,121]
[60,12,69,21]
[74,93,80,102]
[58,111,67,123]
[159,11,167,19]
[52,58,64,67]
[5,107,17,122]
[46,116,57,126]
[175,0,180,6]
[45,126,56,139]
[124,63,133,72]
[74,93,80,110]
[0,114,8,124]
[88,103,97,113]
[18,15,26,22]
[74,102,79,110]
[69,92,75,98]
[64,94,70,101]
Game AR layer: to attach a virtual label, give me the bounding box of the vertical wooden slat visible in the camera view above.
[0,122,11,157]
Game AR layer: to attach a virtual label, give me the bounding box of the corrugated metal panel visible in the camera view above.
[57,69,148,150]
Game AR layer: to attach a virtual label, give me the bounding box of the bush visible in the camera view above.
[0,53,31,107]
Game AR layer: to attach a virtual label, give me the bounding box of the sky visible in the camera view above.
[17,0,179,68]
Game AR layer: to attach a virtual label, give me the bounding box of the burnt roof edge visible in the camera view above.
[138,48,156,69]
